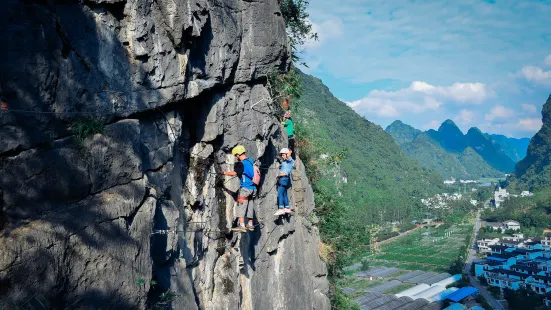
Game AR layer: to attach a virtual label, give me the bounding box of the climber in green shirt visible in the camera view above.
[281,111,295,160]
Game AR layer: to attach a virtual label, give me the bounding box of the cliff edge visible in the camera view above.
[0,0,330,309]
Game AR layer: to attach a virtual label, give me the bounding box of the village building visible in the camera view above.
[485,220,521,233]
[477,238,500,254]
[444,177,456,185]
[474,234,551,299]
[521,190,534,197]
[494,187,509,208]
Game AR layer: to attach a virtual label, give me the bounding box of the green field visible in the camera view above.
[339,214,475,304]
[355,213,475,274]
[475,177,505,184]
[366,221,474,273]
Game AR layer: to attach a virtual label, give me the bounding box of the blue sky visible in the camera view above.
[299,0,551,138]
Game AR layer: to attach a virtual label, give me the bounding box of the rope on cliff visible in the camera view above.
[150,221,265,235]
[250,94,285,111]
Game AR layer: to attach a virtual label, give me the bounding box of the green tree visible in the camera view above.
[279,0,318,64]
[504,288,543,310]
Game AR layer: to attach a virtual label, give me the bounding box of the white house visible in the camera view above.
[486,220,521,233]
[486,222,505,232]
[444,177,456,185]
[477,238,500,254]
[494,187,510,208]
[521,191,534,197]
[504,220,521,231]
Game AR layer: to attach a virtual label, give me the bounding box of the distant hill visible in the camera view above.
[386,120,519,179]
[400,132,473,178]
[385,120,421,146]
[295,71,444,225]
[508,94,551,191]
[484,134,530,163]
[465,127,516,172]
[438,120,468,152]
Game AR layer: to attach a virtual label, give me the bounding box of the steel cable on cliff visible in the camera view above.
[150,166,295,271]
[149,164,282,236]
[3,97,292,256]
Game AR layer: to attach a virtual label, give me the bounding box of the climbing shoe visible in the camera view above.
[246,224,255,231]
[231,226,248,233]
[284,208,292,214]
[274,209,286,216]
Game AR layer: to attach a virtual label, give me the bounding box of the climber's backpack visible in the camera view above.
[244,158,261,186]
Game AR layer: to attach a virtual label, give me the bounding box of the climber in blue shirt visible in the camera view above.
[274,148,295,216]
[220,145,257,232]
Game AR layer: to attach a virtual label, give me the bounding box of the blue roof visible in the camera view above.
[445,286,479,302]
[487,256,507,262]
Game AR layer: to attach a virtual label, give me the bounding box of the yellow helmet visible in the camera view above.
[231,145,246,156]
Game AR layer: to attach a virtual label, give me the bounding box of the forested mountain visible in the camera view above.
[295,71,444,230]
[385,120,421,146]
[400,132,503,179]
[485,134,530,163]
[438,120,468,152]
[386,120,518,179]
[466,127,516,172]
[508,94,551,191]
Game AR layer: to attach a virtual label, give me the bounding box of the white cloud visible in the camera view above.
[445,83,491,103]
[347,97,400,117]
[348,80,490,119]
[425,97,444,110]
[406,81,491,103]
[485,105,514,121]
[522,104,537,113]
[305,0,551,87]
[411,81,436,92]
[455,109,477,126]
[518,118,543,131]
[480,118,542,137]
[303,1,551,138]
[520,66,551,85]
[303,18,343,50]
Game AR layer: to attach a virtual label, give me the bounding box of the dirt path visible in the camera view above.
[376,226,421,246]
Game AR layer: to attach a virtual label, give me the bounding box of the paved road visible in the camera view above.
[469,275,504,310]
[464,211,504,310]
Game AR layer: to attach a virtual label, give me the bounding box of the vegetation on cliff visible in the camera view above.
[295,71,444,264]
[508,95,551,192]
[485,95,551,233]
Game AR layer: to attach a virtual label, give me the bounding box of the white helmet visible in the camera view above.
[279,148,290,154]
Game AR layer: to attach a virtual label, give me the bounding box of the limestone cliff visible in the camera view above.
[510,94,551,191]
[0,0,330,309]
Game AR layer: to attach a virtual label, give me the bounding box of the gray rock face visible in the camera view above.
[0,0,328,309]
